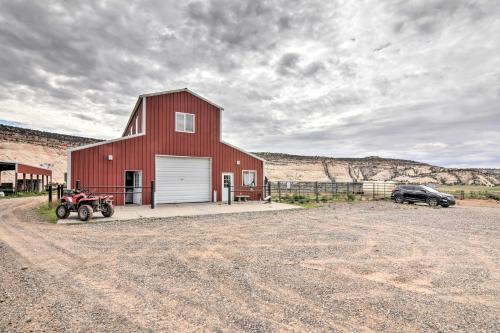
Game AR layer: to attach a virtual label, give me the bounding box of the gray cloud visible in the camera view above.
[0,0,499,167]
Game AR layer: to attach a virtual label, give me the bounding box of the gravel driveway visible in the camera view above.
[1,197,499,332]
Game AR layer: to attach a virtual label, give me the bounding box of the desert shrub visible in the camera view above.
[347,193,356,201]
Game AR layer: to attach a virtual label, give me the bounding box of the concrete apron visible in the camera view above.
[57,201,300,224]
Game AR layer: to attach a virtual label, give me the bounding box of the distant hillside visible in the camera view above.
[1,125,499,185]
[0,125,102,182]
[0,124,102,148]
[254,152,500,186]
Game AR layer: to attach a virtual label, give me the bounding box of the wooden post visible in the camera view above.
[267,181,271,203]
[150,180,155,209]
[278,181,281,202]
[22,173,26,191]
[315,181,319,202]
[14,173,18,192]
[36,175,40,192]
[48,185,52,206]
[29,174,33,191]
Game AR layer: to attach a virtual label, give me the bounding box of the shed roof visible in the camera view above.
[0,161,52,176]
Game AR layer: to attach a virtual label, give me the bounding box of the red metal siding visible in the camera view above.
[71,91,264,205]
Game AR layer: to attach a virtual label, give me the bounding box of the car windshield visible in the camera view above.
[421,186,439,193]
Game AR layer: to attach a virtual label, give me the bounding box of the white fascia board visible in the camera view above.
[68,133,146,152]
[67,152,71,189]
[140,88,224,110]
[220,141,266,162]
[121,96,145,137]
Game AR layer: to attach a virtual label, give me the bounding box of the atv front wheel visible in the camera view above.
[101,203,114,218]
[78,205,93,221]
[56,204,70,219]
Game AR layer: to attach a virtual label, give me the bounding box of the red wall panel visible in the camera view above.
[71,91,264,205]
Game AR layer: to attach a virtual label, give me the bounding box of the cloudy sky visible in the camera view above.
[0,0,499,167]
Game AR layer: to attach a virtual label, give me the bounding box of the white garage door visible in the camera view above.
[155,156,211,204]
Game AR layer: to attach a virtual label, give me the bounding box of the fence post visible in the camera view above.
[56,185,61,200]
[150,180,155,209]
[278,181,282,202]
[48,185,52,206]
[315,181,319,202]
[227,179,231,205]
[267,181,272,202]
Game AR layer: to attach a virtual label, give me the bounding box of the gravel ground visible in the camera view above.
[1,197,499,332]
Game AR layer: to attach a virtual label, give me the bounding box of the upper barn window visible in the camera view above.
[175,112,195,133]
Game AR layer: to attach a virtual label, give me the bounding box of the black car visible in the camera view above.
[391,185,456,207]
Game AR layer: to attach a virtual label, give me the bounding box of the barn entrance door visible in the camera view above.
[125,170,142,205]
[221,172,233,202]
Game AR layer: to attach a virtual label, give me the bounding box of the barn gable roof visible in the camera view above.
[122,88,223,137]
[140,88,224,110]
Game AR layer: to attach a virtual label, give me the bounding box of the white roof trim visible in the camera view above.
[68,133,146,152]
[121,96,145,137]
[220,141,266,162]
[140,88,224,110]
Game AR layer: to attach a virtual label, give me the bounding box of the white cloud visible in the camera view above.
[0,0,499,167]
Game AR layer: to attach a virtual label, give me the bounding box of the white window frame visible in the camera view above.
[242,170,257,187]
[175,112,195,133]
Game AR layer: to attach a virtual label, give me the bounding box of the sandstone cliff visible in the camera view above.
[255,153,500,186]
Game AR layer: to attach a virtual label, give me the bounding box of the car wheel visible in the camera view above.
[427,197,438,207]
[101,203,114,218]
[56,204,69,219]
[78,205,93,222]
[394,194,404,204]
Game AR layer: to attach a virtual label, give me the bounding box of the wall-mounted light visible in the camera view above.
[108,155,113,161]
[236,160,240,165]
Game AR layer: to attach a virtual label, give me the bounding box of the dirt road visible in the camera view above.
[1,197,499,332]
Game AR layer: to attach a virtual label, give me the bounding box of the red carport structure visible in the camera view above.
[0,161,52,194]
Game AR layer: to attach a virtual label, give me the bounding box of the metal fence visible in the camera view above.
[53,180,156,208]
[270,181,364,203]
[226,185,270,204]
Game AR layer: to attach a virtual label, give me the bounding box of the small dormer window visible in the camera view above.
[175,112,195,133]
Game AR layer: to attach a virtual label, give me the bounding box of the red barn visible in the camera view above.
[68,89,265,205]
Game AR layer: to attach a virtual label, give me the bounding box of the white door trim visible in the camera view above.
[221,172,234,202]
[124,170,142,205]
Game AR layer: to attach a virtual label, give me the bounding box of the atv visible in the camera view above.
[56,190,114,222]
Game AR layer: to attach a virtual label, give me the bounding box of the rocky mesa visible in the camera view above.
[255,153,500,186]
[1,125,499,185]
